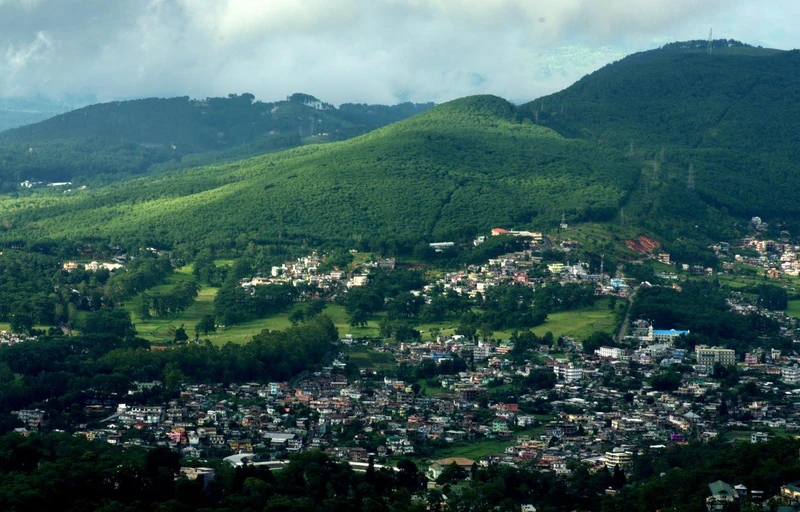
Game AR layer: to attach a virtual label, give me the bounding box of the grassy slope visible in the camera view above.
[786,300,800,318]
[0,96,638,250]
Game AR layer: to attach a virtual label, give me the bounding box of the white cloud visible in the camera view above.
[0,0,797,105]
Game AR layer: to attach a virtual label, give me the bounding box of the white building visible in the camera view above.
[782,365,800,386]
[553,363,582,383]
[604,448,633,467]
[696,346,736,366]
[596,346,625,359]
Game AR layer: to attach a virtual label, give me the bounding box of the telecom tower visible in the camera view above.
[600,254,605,281]
[707,28,713,55]
[687,164,695,190]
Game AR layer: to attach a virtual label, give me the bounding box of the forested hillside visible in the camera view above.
[0,95,638,253]
[0,93,433,190]
[1,41,799,255]
[522,40,800,220]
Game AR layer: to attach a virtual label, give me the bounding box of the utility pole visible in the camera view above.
[687,164,695,190]
[627,141,634,159]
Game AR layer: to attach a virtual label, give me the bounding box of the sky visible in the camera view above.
[1,0,798,106]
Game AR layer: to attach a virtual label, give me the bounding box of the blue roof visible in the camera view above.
[653,329,689,336]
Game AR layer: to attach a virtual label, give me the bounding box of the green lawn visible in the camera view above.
[415,378,451,396]
[342,347,396,371]
[124,264,290,345]
[0,322,52,333]
[430,439,510,461]
[529,301,616,339]
[786,300,800,318]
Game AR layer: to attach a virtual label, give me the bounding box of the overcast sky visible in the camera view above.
[1,0,798,106]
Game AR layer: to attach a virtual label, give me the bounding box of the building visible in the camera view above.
[751,432,769,443]
[553,363,582,383]
[707,480,737,511]
[783,366,800,386]
[427,457,475,481]
[604,449,632,467]
[429,242,455,252]
[595,346,627,360]
[652,329,690,342]
[781,481,800,502]
[696,346,736,366]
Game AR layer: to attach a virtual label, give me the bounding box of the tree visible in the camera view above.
[10,313,34,334]
[195,314,216,336]
[436,462,467,484]
[289,309,305,326]
[82,308,137,338]
[611,464,627,489]
[173,324,188,343]
[136,293,152,322]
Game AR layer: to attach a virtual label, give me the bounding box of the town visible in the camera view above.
[7,222,800,508]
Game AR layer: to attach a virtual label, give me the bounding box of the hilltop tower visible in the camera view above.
[707,28,713,55]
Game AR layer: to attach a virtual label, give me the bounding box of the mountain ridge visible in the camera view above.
[1,40,799,254]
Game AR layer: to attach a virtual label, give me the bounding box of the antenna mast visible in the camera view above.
[687,164,695,190]
[600,254,605,281]
[707,28,713,55]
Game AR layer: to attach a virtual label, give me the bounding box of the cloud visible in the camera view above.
[0,0,797,105]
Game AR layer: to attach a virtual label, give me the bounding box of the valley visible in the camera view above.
[0,39,799,512]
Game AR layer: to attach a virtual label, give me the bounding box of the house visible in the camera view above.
[707,480,737,511]
[781,481,800,502]
[427,457,475,481]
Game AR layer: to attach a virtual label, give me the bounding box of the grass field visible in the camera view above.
[0,322,51,333]
[424,425,551,463]
[342,347,396,371]
[123,264,615,346]
[786,300,800,318]
[123,264,289,345]
[530,301,616,339]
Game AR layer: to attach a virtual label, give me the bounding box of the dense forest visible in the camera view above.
[0,93,433,190]
[523,42,800,222]
[0,95,639,254]
[0,42,797,257]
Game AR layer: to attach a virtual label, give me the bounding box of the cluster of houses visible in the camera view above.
[62,260,124,272]
[704,478,800,511]
[736,235,800,278]
[7,225,800,498]
[0,330,36,346]
[12,304,785,482]
[240,252,394,291]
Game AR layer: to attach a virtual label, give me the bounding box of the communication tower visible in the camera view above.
[707,28,713,55]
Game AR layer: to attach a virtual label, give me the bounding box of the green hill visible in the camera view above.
[0,95,638,252]
[2,40,799,255]
[0,93,433,190]
[521,40,800,221]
